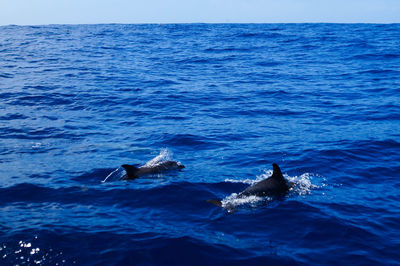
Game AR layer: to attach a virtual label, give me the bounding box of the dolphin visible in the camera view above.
[207,163,290,207]
[121,161,185,180]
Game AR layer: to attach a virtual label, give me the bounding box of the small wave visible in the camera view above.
[350,53,400,60]
[8,94,75,107]
[204,46,252,53]
[141,79,180,87]
[160,134,225,150]
[0,113,28,121]
[0,126,85,141]
[255,61,281,67]
[234,32,284,39]
[0,73,14,78]
[357,69,400,75]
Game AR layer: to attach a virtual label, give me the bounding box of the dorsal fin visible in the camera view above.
[121,164,139,179]
[271,163,283,180]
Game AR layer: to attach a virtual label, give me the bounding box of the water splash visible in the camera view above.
[285,173,320,196]
[221,193,266,212]
[101,167,121,183]
[144,148,173,167]
[0,238,70,265]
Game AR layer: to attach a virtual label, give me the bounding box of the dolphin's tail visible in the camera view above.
[206,199,223,207]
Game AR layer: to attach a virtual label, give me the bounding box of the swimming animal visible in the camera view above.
[207,163,290,207]
[121,161,185,180]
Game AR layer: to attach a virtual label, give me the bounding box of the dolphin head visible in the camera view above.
[165,161,185,169]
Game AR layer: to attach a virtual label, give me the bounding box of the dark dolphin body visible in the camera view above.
[121,161,185,180]
[207,163,290,207]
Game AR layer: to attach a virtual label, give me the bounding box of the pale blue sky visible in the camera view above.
[1,0,399,25]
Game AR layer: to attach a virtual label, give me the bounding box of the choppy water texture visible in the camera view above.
[1,24,400,265]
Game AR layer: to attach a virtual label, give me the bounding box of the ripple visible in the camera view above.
[160,134,226,150]
[0,113,28,120]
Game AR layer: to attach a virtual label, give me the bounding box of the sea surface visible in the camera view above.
[0,23,400,265]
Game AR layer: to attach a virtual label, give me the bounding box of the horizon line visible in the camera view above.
[1,21,400,27]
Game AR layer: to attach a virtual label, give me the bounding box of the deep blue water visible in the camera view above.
[1,23,400,265]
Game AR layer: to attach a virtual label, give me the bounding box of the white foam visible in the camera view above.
[31,142,42,149]
[221,193,266,209]
[224,178,257,185]
[30,248,40,255]
[286,173,319,196]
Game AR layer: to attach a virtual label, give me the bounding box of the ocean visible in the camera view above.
[0,23,399,265]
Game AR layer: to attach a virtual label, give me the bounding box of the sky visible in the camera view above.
[1,0,400,25]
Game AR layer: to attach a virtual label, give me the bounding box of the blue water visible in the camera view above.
[1,23,400,265]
